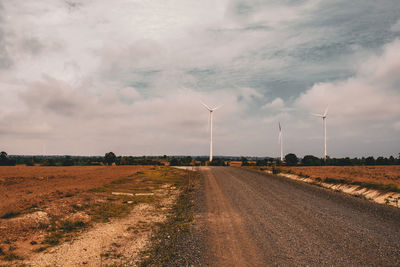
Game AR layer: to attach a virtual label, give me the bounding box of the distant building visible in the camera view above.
[229,161,242,167]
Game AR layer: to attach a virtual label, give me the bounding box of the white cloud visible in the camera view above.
[296,39,400,124]
[262,98,284,110]
[291,38,400,157]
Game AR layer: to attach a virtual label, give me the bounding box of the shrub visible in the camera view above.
[1,211,21,219]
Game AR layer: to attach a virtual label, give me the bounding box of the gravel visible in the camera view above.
[199,167,400,266]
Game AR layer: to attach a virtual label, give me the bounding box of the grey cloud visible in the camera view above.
[1,0,400,157]
[19,77,89,117]
[0,29,13,70]
[20,38,44,55]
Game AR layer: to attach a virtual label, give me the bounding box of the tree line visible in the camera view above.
[1,150,399,167]
[0,151,161,166]
[274,153,400,166]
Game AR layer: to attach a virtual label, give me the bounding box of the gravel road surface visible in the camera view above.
[200,167,400,266]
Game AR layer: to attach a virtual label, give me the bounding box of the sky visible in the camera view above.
[0,0,400,158]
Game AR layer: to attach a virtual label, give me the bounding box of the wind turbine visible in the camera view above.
[312,106,329,161]
[201,101,221,162]
[278,122,283,161]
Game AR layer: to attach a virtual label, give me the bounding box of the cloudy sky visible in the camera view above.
[1,0,400,157]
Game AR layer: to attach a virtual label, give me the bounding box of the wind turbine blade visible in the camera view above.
[323,106,329,117]
[211,104,222,111]
[200,101,211,111]
[311,113,323,117]
[279,122,281,132]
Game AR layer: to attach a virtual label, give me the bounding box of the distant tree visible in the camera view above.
[104,152,117,166]
[181,156,193,166]
[169,158,179,166]
[115,156,122,166]
[241,156,249,166]
[365,156,375,165]
[210,158,226,166]
[302,155,321,166]
[256,159,268,166]
[62,156,74,166]
[375,156,386,165]
[120,156,130,165]
[41,158,56,166]
[285,153,298,166]
[0,151,16,166]
[25,158,35,166]
[0,151,7,163]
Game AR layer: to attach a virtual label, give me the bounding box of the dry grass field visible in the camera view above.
[0,165,192,264]
[278,166,400,191]
[0,165,150,217]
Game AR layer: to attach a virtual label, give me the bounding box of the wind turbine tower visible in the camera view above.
[278,122,283,161]
[312,107,329,161]
[201,102,220,162]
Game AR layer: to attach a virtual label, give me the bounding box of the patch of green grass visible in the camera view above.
[1,211,21,219]
[33,246,49,253]
[324,178,348,184]
[91,202,130,223]
[38,222,49,230]
[59,220,86,232]
[3,252,24,261]
[43,231,64,246]
[88,186,107,192]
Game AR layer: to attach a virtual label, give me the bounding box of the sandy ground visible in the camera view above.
[26,189,177,267]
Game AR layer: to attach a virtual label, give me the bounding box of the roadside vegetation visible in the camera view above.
[139,169,199,266]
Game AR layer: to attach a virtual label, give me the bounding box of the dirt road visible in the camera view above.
[200,167,400,266]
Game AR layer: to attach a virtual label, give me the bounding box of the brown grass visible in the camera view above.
[0,165,150,262]
[0,165,150,217]
[280,166,400,191]
[0,166,191,264]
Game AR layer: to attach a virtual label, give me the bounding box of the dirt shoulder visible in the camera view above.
[139,167,205,266]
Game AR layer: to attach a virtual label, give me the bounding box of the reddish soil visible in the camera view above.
[280,166,400,187]
[0,165,149,217]
[0,165,150,262]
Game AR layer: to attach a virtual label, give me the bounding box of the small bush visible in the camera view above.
[3,252,23,261]
[324,178,347,184]
[43,232,63,245]
[1,211,21,219]
[92,203,130,222]
[60,220,86,232]
[272,166,281,174]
